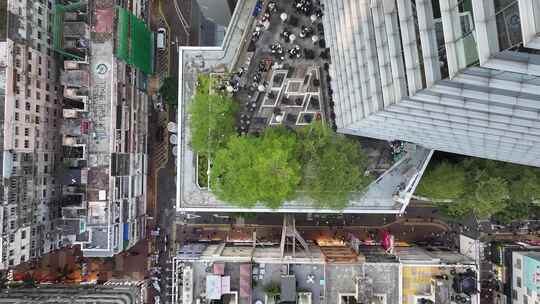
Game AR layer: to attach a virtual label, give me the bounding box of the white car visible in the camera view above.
[157,27,166,50]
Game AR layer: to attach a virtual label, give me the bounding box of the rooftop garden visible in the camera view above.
[188,74,372,210]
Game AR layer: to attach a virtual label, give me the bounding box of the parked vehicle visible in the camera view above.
[156,27,166,49]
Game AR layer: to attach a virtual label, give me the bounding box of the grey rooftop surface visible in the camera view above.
[177,258,399,304]
[176,0,433,214]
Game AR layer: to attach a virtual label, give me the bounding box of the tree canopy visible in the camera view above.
[415,161,466,201]
[210,127,301,209]
[159,77,178,106]
[188,75,238,155]
[417,157,540,221]
[298,121,371,209]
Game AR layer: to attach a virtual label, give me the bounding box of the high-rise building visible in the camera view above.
[511,251,540,304]
[52,1,150,257]
[321,0,540,167]
[0,0,64,269]
[0,282,145,304]
[0,0,151,269]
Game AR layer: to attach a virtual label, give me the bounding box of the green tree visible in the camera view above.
[188,75,238,155]
[428,169,509,219]
[159,77,178,106]
[298,121,371,210]
[416,158,518,220]
[416,161,466,200]
[211,127,301,209]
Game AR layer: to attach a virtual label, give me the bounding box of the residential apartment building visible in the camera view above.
[511,251,540,304]
[0,281,146,304]
[0,0,64,270]
[322,0,540,167]
[52,1,150,257]
[170,223,480,304]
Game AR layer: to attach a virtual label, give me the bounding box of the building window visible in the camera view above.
[20,255,25,262]
[15,126,19,135]
[9,234,14,243]
[12,153,17,162]
[8,259,14,266]
[35,116,40,124]
[517,276,522,288]
[516,258,522,269]
[44,166,48,174]
[42,189,47,198]
[21,230,26,239]
[24,128,29,136]
[14,112,19,121]
[36,105,40,113]
[36,92,41,100]
[9,221,15,229]
[44,153,48,162]
[24,140,29,148]
[25,114,30,123]
[25,102,30,111]
[36,129,40,138]
[14,139,18,148]
[512,289,518,300]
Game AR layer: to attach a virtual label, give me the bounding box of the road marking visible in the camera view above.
[158,0,172,76]
[172,0,190,37]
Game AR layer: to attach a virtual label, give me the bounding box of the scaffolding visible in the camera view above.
[116,7,153,75]
[52,1,88,61]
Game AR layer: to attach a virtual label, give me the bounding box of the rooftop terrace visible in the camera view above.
[176,0,433,214]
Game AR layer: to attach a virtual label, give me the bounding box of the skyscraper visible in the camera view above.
[322,0,540,166]
[0,0,64,269]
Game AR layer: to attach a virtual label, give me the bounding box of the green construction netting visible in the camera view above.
[52,1,87,61]
[116,7,130,62]
[115,7,153,75]
[130,16,153,75]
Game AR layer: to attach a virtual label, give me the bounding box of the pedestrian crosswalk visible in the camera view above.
[152,112,169,171]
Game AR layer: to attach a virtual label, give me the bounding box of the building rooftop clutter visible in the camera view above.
[53,0,90,60]
[0,283,144,304]
[281,275,297,302]
[54,1,149,258]
[171,243,403,304]
[60,69,90,88]
[170,218,482,304]
[176,0,433,214]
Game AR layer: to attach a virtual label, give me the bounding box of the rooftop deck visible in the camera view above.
[176,0,433,214]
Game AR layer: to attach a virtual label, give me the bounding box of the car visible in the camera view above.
[156,27,166,50]
[152,95,165,112]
